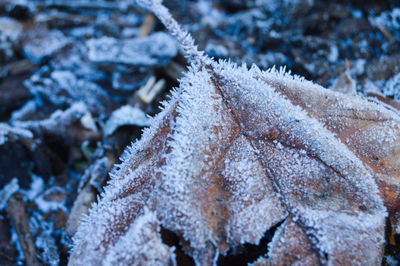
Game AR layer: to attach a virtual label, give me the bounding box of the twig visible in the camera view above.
[6,60,37,75]
[138,14,155,37]
[138,76,166,104]
[128,75,166,110]
[43,0,128,11]
[369,17,394,41]
[164,61,186,80]
[66,157,111,236]
[7,193,39,266]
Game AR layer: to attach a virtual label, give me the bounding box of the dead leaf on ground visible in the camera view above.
[69,1,400,265]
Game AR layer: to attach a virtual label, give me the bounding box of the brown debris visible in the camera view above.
[7,193,39,266]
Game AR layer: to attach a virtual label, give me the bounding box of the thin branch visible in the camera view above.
[7,193,40,266]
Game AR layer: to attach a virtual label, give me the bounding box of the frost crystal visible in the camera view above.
[103,209,175,266]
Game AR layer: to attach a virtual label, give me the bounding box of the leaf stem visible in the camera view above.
[137,0,208,67]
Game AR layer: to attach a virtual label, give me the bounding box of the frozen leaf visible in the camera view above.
[0,17,22,42]
[70,1,399,265]
[43,0,131,11]
[384,73,400,100]
[25,69,109,113]
[35,186,67,213]
[87,32,178,66]
[0,123,33,146]
[13,102,89,131]
[51,42,107,82]
[0,17,22,63]
[22,29,70,63]
[103,105,150,137]
[13,102,100,143]
[111,67,151,91]
[70,208,175,265]
[22,174,44,201]
[10,100,37,123]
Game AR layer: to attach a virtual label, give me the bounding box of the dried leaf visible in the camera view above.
[87,32,178,66]
[69,1,400,265]
[24,70,110,113]
[330,59,356,95]
[103,105,150,137]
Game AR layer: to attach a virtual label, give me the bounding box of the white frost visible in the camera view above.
[0,123,33,145]
[87,32,178,66]
[103,105,150,137]
[0,178,19,210]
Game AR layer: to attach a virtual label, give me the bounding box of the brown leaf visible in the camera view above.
[69,1,399,265]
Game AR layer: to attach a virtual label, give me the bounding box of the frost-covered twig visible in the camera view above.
[137,0,209,66]
[13,102,99,141]
[0,123,33,146]
[67,157,110,236]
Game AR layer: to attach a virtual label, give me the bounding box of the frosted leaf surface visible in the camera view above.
[103,105,150,137]
[103,209,175,266]
[70,61,397,265]
[70,1,399,265]
[87,32,177,66]
[42,0,131,11]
